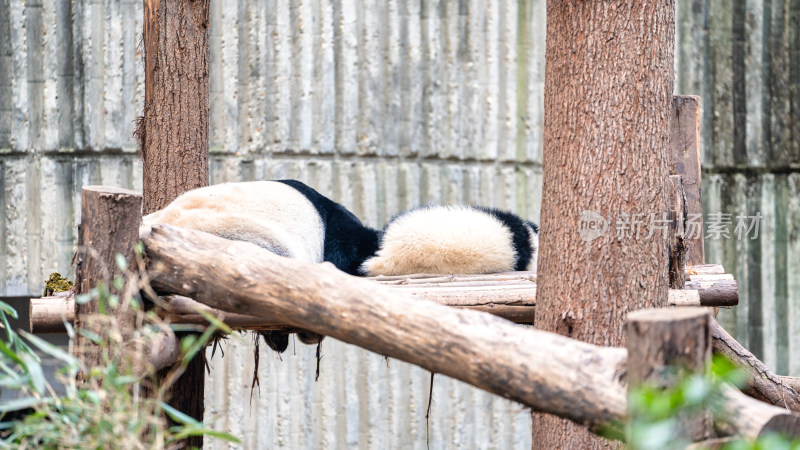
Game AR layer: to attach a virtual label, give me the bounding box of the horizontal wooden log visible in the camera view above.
[29,294,75,333]
[684,278,738,306]
[686,264,725,275]
[142,332,182,372]
[711,319,800,413]
[142,223,629,431]
[30,265,738,333]
[30,280,733,334]
[371,271,537,284]
[30,289,537,333]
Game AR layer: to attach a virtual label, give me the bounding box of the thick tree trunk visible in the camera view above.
[139,0,209,214]
[139,1,210,446]
[533,1,675,448]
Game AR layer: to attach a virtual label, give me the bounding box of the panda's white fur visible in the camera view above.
[142,179,383,353]
[143,181,325,264]
[361,205,539,276]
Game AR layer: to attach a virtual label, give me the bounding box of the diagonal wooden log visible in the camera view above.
[140,224,800,439]
[711,319,800,413]
[143,223,628,431]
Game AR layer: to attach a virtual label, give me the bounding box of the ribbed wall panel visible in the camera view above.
[4,0,800,447]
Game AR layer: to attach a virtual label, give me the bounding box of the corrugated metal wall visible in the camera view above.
[676,0,800,376]
[2,0,799,447]
[0,0,543,447]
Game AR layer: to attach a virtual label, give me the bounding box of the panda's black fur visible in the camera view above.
[275,180,381,276]
[473,206,538,272]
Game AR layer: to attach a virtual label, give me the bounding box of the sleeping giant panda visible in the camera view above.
[360,205,539,276]
[143,179,381,352]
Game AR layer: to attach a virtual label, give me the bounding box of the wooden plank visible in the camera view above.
[670,95,704,265]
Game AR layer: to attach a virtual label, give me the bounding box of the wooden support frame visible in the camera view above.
[51,189,798,441]
[136,224,799,440]
[31,267,738,334]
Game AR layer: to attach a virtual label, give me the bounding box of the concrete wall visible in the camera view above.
[676,0,800,376]
[0,0,543,448]
[2,0,799,447]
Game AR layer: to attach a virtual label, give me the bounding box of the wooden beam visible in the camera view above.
[31,270,738,334]
[668,175,687,289]
[670,95,704,265]
[138,223,799,439]
[717,384,800,440]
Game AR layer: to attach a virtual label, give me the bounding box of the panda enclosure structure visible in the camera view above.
[25,0,800,447]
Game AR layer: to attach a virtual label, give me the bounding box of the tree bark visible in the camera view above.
[533,1,676,447]
[139,1,210,446]
[73,187,142,379]
[626,308,713,442]
[139,0,209,214]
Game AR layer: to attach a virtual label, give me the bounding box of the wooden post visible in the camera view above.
[74,187,142,376]
[139,0,210,445]
[626,307,713,442]
[669,175,687,289]
[670,95,704,265]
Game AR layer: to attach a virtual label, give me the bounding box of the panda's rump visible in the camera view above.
[361,206,518,276]
[142,181,325,263]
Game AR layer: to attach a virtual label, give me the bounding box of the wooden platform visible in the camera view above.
[30,265,736,333]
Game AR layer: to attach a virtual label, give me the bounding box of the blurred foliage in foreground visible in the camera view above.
[619,355,800,450]
[0,251,240,449]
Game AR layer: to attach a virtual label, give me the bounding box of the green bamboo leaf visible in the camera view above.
[0,340,24,366]
[0,302,18,320]
[115,253,128,271]
[159,402,200,426]
[0,397,42,413]
[20,331,81,368]
[171,427,241,444]
[20,354,45,394]
[196,309,233,334]
[75,328,103,346]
